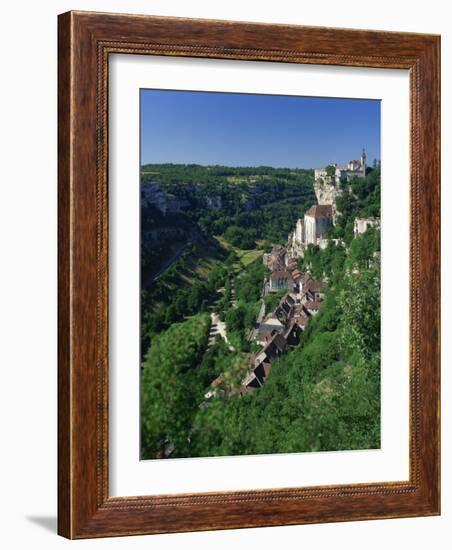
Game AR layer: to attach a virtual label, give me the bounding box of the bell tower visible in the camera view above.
[360,148,367,175]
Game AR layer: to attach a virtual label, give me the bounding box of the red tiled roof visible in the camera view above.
[294,315,309,326]
[257,329,277,342]
[278,292,295,306]
[261,332,287,355]
[271,270,293,281]
[305,204,333,218]
[305,300,323,310]
[272,333,287,351]
[305,279,327,292]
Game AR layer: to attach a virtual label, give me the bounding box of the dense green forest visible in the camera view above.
[140,163,381,459]
[141,163,316,249]
[141,314,211,458]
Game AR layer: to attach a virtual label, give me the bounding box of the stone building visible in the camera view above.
[303,204,333,245]
[354,217,380,236]
[263,245,286,271]
[269,270,293,291]
[289,204,333,253]
[314,149,367,186]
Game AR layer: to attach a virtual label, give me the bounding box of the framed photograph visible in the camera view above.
[58,11,440,538]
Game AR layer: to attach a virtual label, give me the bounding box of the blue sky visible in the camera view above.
[140,89,380,169]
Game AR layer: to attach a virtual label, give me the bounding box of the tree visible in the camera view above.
[140,314,211,459]
[225,307,245,333]
[325,164,336,178]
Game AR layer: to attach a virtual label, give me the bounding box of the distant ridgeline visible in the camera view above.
[140,157,381,460]
[140,163,316,279]
[140,164,315,222]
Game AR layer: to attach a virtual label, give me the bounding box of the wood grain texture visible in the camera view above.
[57,10,440,539]
[57,10,72,539]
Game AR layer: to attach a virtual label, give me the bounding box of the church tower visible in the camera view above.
[360,148,367,175]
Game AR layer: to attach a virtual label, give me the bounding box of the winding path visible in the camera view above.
[208,312,234,351]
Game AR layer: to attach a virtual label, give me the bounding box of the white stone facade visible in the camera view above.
[295,218,304,243]
[304,212,331,245]
[354,217,380,236]
[289,205,333,259]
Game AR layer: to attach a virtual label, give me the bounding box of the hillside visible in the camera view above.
[189,228,380,457]
[140,164,381,460]
[140,163,315,356]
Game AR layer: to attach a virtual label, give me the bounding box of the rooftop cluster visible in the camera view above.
[242,245,326,392]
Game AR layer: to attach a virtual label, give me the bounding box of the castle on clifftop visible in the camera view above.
[314,148,367,185]
[288,150,368,258]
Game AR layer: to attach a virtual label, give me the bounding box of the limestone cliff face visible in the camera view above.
[313,177,343,222]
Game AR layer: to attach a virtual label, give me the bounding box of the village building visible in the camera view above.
[263,244,286,271]
[244,270,326,392]
[242,371,261,390]
[284,320,302,346]
[243,333,287,391]
[294,218,304,244]
[298,273,312,293]
[255,333,286,365]
[304,279,327,302]
[256,330,277,346]
[311,149,368,225]
[256,316,285,345]
[288,204,333,258]
[293,312,310,330]
[273,293,297,323]
[354,217,380,236]
[269,270,294,292]
[253,361,272,386]
[303,204,333,245]
[259,316,285,333]
[303,301,323,315]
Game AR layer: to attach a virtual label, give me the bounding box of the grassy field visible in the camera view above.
[214,236,263,270]
[237,249,263,267]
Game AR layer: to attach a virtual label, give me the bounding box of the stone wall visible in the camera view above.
[304,215,317,245]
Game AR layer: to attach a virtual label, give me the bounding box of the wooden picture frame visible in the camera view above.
[58,10,440,539]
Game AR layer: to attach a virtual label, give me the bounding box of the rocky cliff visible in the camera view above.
[313,177,343,223]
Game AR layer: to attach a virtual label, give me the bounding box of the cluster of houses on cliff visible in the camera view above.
[240,150,380,393]
[241,245,327,392]
[200,150,380,400]
[289,149,379,258]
